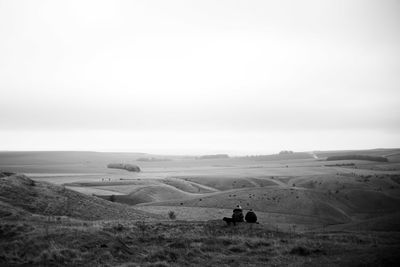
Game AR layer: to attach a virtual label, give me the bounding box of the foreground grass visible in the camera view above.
[1,218,400,266]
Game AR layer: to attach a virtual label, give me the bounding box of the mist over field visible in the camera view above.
[1,0,400,266]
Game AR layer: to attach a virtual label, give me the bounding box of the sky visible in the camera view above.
[0,0,399,155]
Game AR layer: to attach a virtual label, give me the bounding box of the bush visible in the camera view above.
[168,211,176,220]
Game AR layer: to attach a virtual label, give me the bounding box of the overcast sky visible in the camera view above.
[0,0,399,155]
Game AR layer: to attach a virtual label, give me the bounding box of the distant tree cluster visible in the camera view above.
[279,150,294,155]
[136,157,171,162]
[325,163,355,167]
[107,163,141,172]
[242,152,312,161]
[197,154,230,160]
[326,155,388,162]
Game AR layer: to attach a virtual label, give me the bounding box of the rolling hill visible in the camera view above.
[0,173,160,221]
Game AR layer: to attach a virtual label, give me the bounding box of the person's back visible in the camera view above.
[232,205,244,223]
[245,209,257,223]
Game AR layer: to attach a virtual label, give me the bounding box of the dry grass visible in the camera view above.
[1,215,400,266]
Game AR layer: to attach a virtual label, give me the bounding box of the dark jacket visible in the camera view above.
[232,208,244,222]
[245,211,257,223]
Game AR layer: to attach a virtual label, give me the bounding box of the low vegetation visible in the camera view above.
[242,152,313,161]
[196,154,230,159]
[168,211,176,220]
[137,157,171,162]
[325,163,355,167]
[326,155,388,162]
[107,163,141,172]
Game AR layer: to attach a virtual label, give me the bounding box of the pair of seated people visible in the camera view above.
[223,205,257,225]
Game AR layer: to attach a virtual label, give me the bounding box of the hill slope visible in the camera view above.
[0,173,160,221]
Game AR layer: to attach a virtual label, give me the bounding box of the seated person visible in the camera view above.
[223,204,244,226]
[245,209,258,223]
[232,205,244,223]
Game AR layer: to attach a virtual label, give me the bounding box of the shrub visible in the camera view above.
[168,211,176,220]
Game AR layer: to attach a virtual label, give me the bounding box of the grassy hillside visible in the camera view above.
[1,219,399,266]
[0,174,160,221]
[174,175,280,190]
[315,148,400,159]
[139,187,352,225]
[113,185,199,205]
[326,155,388,162]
